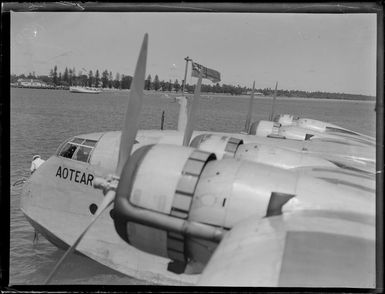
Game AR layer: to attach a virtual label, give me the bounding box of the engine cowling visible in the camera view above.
[113,144,300,274]
[297,118,328,132]
[275,114,298,126]
[113,144,299,274]
[113,144,221,273]
[249,120,282,137]
[279,126,314,141]
[113,143,374,275]
[250,120,316,141]
[276,115,347,134]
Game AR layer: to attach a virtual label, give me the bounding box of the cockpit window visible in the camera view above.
[83,139,97,147]
[59,143,78,159]
[73,145,92,162]
[72,138,85,144]
[57,137,98,163]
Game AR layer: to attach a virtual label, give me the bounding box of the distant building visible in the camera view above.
[17,78,48,88]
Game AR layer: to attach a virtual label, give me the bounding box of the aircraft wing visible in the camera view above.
[197,209,375,287]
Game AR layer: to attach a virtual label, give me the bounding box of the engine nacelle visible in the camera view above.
[114,144,221,273]
[113,144,298,274]
[276,115,353,135]
[279,126,314,141]
[250,120,311,141]
[190,133,338,169]
[250,120,316,141]
[297,118,328,132]
[189,134,243,159]
[113,144,374,275]
[275,114,299,126]
[250,120,282,137]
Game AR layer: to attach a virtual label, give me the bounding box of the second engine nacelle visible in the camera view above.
[249,120,282,138]
[297,118,329,132]
[249,120,313,141]
[190,133,335,169]
[274,114,299,126]
[234,143,335,169]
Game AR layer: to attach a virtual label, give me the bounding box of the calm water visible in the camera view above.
[10,87,376,285]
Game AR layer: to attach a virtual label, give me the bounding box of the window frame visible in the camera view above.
[57,137,98,163]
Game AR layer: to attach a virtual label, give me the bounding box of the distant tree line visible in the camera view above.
[11,65,375,100]
[11,66,134,89]
[257,88,375,101]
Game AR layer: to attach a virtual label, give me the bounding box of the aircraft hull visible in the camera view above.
[20,156,198,285]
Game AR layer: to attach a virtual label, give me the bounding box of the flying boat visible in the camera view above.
[241,82,375,148]
[20,34,375,287]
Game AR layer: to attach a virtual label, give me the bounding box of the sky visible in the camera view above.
[11,12,377,95]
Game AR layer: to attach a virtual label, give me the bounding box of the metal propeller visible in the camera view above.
[244,81,255,133]
[269,81,278,121]
[44,33,148,284]
[182,70,203,146]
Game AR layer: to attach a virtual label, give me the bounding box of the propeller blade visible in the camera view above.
[44,190,115,284]
[44,33,149,285]
[269,81,278,121]
[116,33,148,175]
[176,96,189,132]
[182,70,203,146]
[244,81,255,133]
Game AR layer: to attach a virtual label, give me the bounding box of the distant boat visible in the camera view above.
[69,86,102,94]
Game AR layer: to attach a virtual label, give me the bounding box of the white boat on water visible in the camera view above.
[69,86,102,94]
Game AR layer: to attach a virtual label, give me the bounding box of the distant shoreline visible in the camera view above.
[225,95,376,103]
[11,86,376,102]
[156,92,376,102]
